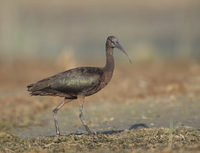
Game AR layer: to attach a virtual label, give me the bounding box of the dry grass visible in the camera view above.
[1,128,200,153]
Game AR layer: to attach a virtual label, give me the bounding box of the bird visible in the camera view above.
[27,36,132,136]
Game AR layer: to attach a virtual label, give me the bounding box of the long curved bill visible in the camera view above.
[116,42,132,64]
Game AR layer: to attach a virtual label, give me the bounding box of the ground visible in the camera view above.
[0,60,200,152]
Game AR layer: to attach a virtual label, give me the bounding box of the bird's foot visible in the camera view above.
[84,125,93,135]
[56,130,61,136]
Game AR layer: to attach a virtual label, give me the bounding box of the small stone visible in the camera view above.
[150,123,154,126]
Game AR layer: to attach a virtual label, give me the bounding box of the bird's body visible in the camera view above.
[28,66,111,98]
[27,36,131,136]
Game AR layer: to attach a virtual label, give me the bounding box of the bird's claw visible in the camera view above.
[56,132,61,136]
[84,126,94,135]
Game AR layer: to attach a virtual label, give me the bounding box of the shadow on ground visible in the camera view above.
[47,123,149,138]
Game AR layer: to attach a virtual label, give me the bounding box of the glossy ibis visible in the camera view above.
[27,36,132,136]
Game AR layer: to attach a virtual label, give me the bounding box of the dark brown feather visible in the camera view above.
[27,67,105,98]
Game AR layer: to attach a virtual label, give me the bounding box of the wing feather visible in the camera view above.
[27,67,103,95]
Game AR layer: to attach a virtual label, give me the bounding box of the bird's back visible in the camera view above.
[27,67,104,99]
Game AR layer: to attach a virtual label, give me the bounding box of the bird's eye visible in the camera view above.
[110,40,115,44]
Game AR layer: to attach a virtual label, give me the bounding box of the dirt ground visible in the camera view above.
[0,59,200,152]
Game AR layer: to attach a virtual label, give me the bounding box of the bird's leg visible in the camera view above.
[78,95,92,135]
[53,98,72,136]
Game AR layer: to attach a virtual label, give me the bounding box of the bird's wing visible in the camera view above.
[51,68,102,93]
[28,67,103,94]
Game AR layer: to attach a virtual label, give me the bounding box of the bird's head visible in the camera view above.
[106,36,132,63]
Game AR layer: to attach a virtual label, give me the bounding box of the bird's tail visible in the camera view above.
[27,83,42,96]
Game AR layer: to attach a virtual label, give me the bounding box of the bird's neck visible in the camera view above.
[103,47,114,75]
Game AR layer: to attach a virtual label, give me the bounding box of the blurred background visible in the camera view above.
[1,0,200,62]
[1,0,200,140]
